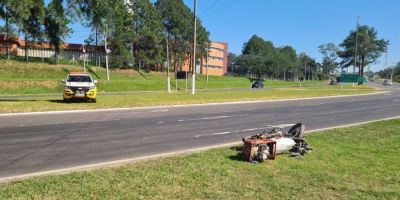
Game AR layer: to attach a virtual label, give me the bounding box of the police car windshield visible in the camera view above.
[68,75,92,82]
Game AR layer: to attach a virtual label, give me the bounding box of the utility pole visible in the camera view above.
[391,67,394,82]
[386,51,391,82]
[5,9,10,60]
[166,37,171,93]
[354,16,360,75]
[191,0,197,95]
[206,46,209,82]
[385,51,388,69]
[83,46,86,73]
[104,33,110,81]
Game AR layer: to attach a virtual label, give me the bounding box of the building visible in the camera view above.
[0,35,228,76]
[0,35,106,64]
[181,41,228,76]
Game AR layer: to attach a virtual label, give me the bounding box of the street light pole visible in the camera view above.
[354,16,360,75]
[104,33,110,81]
[166,37,171,93]
[391,67,394,82]
[206,46,209,82]
[191,0,197,95]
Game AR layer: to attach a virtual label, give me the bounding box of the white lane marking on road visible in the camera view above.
[273,124,295,128]
[0,126,111,137]
[178,115,243,122]
[16,119,119,127]
[202,116,231,120]
[195,124,298,138]
[241,128,260,132]
[202,108,256,115]
[195,127,265,138]
[195,132,230,138]
[104,113,122,116]
[297,103,325,107]
[157,121,164,124]
[151,109,169,113]
[213,131,231,135]
[19,122,62,127]
[292,107,329,112]
[104,112,139,116]
[393,99,399,102]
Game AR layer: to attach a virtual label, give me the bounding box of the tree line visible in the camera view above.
[0,0,209,71]
[377,62,400,82]
[228,35,321,81]
[229,25,389,82]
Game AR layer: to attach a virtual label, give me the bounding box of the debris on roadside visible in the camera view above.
[242,123,312,163]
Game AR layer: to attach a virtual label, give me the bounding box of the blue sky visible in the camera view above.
[3,0,399,71]
[188,0,399,72]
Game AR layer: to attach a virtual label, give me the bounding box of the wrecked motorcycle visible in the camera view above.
[242,123,312,163]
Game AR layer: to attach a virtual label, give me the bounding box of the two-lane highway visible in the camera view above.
[1,84,399,180]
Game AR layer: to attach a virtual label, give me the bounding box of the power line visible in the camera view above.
[199,0,222,16]
[200,0,237,19]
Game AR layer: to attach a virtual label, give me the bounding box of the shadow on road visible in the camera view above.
[0,99,42,102]
[48,99,93,104]
[0,99,92,104]
[47,99,67,103]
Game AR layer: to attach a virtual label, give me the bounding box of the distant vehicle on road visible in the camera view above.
[383,79,393,86]
[62,72,98,102]
[251,80,264,89]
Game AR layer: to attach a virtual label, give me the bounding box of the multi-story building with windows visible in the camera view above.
[203,42,228,76]
[182,41,228,76]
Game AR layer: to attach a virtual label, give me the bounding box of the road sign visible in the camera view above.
[340,74,359,83]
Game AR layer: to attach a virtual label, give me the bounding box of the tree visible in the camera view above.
[319,43,339,78]
[155,0,209,72]
[242,35,274,56]
[13,0,45,61]
[128,0,164,70]
[299,53,320,81]
[237,35,306,80]
[44,0,71,63]
[338,25,389,80]
[377,61,400,82]
[276,46,298,81]
[227,52,237,75]
[240,35,277,79]
[78,0,136,68]
[1,0,34,59]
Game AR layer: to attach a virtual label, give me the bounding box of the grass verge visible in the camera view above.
[1,119,399,199]
[0,59,323,94]
[0,85,375,113]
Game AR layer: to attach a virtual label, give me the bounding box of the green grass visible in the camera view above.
[0,85,375,113]
[1,119,399,199]
[0,59,377,113]
[0,59,323,94]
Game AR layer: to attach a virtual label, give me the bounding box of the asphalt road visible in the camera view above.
[0,83,399,179]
